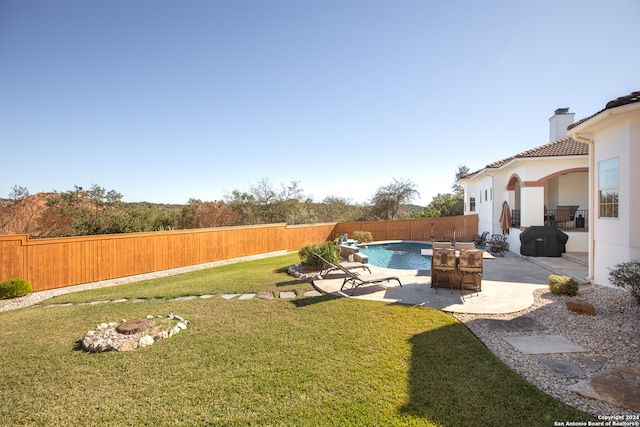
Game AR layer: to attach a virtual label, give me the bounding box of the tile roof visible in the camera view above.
[463,91,639,180]
[568,90,640,130]
[463,137,588,178]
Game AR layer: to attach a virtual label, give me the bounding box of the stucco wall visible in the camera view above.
[592,119,635,286]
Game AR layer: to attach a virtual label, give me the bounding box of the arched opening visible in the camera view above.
[506,175,522,227]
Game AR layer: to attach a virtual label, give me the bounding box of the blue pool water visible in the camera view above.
[358,242,432,270]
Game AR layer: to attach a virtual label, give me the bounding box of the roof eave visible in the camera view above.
[568,102,640,136]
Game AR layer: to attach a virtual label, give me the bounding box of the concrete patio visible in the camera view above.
[312,251,589,314]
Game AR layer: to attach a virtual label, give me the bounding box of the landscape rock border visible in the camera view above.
[82,313,189,353]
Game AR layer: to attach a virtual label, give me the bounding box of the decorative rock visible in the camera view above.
[117,340,138,352]
[569,366,640,412]
[138,335,155,347]
[154,331,168,340]
[82,314,188,353]
[566,299,596,316]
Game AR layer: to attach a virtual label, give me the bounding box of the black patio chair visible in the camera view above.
[488,234,508,256]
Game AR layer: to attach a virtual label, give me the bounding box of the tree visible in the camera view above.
[314,196,364,223]
[369,178,420,220]
[0,185,34,234]
[421,193,463,217]
[420,165,468,217]
[45,184,126,236]
[225,178,310,225]
[452,164,470,195]
[180,199,241,229]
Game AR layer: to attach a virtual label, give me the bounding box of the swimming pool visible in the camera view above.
[358,241,432,270]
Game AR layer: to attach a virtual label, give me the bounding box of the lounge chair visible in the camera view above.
[312,253,371,275]
[335,263,402,295]
[313,253,401,295]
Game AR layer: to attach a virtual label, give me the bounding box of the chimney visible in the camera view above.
[549,108,574,142]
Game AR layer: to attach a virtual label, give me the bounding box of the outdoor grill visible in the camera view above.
[519,226,569,257]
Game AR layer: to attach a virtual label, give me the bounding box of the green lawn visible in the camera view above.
[0,254,594,426]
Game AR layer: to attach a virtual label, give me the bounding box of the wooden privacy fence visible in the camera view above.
[335,215,478,243]
[0,215,477,292]
[0,223,337,292]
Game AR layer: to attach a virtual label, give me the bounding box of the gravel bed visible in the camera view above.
[454,284,640,417]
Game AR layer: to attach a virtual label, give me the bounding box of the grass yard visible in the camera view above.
[0,254,594,426]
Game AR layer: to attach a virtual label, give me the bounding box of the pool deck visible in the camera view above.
[312,251,589,314]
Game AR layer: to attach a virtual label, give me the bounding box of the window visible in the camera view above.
[469,193,476,212]
[485,189,488,201]
[598,158,619,218]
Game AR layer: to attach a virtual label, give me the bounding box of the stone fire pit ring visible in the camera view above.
[82,313,189,353]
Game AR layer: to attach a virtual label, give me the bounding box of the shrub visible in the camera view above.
[548,275,579,296]
[0,278,33,299]
[298,242,340,269]
[608,259,640,304]
[352,231,373,243]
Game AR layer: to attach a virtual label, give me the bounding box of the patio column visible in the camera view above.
[519,185,545,228]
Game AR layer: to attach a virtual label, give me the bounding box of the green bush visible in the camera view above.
[548,275,579,296]
[298,242,340,269]
[608,258,640,304]
[352,230,373,243]
[0,278,33,299]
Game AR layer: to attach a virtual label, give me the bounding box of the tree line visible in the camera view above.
[0,167,467,238]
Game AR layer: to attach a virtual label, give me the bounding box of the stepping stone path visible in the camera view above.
[279,291,296,299]
[258,292,274,300]
[41,288,324,307]
[477,314,639,413]
[476,315,546,332]
[503,334,588,354]
[538,357,585,378]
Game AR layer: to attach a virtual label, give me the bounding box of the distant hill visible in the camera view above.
[404,204,425,213]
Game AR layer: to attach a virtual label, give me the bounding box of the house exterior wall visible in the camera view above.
[465,175,495,234]
[462,156,588,254]
[590,118,640,286]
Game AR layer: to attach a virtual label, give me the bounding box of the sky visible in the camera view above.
[1,1,639,207]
